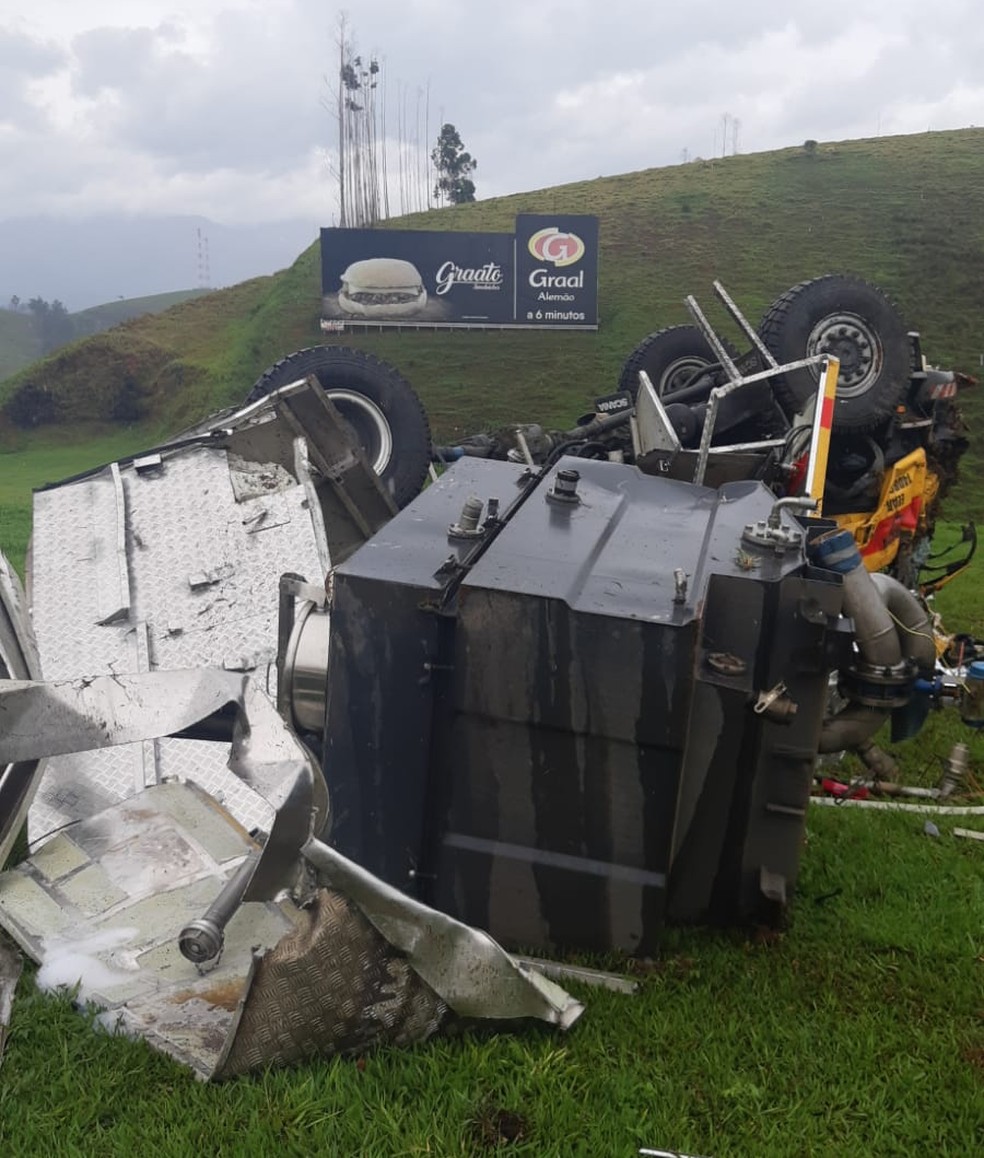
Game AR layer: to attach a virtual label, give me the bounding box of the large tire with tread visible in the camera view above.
[758,275,910,432]
[618,325,728,398]
[247,347,431,508]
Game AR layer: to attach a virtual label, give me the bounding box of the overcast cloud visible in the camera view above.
[3,1,983,229]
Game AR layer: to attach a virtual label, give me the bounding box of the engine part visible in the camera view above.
[938,742,970,798]
[810,528,915,753]
[959,662,984,728]
[281,596,331,737]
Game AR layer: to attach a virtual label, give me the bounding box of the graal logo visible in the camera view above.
[527,227,585,268]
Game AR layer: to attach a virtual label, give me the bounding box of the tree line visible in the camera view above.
[5,295,75,355]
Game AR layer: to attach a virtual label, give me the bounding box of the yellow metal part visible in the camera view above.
[833,448,929,573]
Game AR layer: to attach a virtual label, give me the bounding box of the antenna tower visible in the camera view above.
[196,227,211,289]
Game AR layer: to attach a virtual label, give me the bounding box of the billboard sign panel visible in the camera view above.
[514,214,599,329]
[320,214,598,330]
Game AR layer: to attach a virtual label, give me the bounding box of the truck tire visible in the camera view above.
[618,326,726,398]
[758,275,910,432]
[246,347,431,508]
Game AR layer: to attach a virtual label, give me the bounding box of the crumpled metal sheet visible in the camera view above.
[0,781,292,1078]
[0,551,44,870]
[0,935,21,1069]
[216,888,451,1078]
[0,779,581,1079]
[0,669,319,902]
[1,539,583,1077]
[301,836,583,1028]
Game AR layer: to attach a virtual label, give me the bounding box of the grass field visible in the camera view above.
[1,129,983,1155]
[1,803,982,1156]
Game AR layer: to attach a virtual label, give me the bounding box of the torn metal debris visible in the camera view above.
[2,278,981,1080]
[0,669,582,1079]
[0,936,21,1069]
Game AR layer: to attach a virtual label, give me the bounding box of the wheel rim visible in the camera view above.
[805,312,884,397]
[656,355,712,396]
[325,389,394,477]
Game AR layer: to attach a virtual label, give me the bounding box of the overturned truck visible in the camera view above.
[0,275,976,1075]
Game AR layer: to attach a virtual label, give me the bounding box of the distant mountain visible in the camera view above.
[0,214,319,312]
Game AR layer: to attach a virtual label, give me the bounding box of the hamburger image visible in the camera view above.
[337,257,428,317]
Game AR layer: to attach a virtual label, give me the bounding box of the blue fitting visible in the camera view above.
[914,677,942,695]
[810,528,862,574]
[968,661,984,683]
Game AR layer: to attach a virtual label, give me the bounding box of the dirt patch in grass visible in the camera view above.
[468,1102,530,1149]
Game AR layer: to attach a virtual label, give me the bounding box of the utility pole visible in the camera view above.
[337,16,347,226]
[196,228,210,289]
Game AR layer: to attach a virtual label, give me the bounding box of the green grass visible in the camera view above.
[0,427,164,575]
[71,289,210,340]
[1,806,981,1156]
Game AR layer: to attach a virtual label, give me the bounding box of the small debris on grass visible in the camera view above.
[953,827,984,842]
[469,1103,529,1149]
[923,820,940,838]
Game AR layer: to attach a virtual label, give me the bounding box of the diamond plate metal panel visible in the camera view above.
[29,444,323,843]
[31,472,144,842]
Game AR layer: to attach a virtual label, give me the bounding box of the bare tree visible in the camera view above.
[327,15,384,226]
[325,18,454,222]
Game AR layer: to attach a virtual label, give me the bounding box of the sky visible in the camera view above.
[3,0,984,231]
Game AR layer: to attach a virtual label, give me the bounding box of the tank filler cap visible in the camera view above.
[448,495,486,540]
[741,519,803,554]
[546,468,582,506]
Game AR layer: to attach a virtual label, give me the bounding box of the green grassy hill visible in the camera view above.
[0,289,209,382]
[3,128,984,510]
[70,288,210,339]
[0,309,39,379]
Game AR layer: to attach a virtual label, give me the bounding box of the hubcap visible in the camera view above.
[325,389,394,477]
[806,312,883,396]
[658,355,712,396]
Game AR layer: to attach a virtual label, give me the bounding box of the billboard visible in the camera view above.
[320,214,598,331]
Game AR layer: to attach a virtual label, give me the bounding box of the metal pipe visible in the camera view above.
[811,797,984,815]
[818,704,890,754]
[868,572,936,673]
[178,850,260,964]
[767,495,818,528]
[839,560,900,668]
[812,529,903,753]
